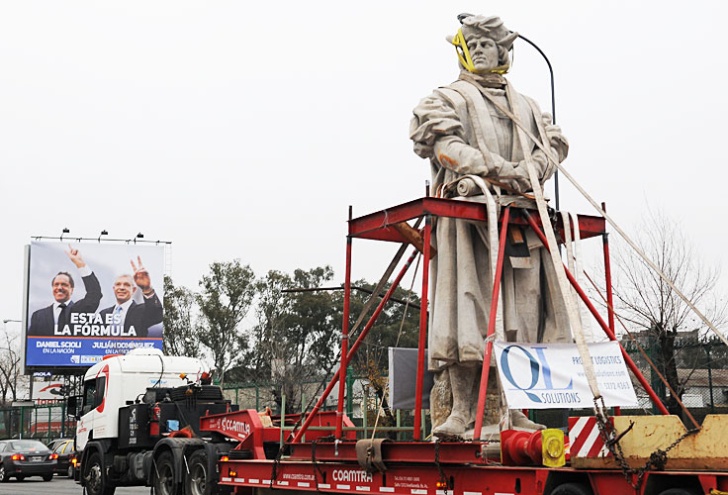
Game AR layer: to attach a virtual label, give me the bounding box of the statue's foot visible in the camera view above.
[432,415,468,438]
[510,410,546,431]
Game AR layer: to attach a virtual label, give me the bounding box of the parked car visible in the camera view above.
[46,438,72,452]
[51,439,76,477]
[0,439,57,482]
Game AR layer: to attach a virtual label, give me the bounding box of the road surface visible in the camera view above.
[0,473,150,494]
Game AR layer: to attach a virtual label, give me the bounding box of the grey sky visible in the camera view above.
[2,2,727,335]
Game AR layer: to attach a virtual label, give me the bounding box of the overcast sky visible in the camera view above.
[2,2,727,337]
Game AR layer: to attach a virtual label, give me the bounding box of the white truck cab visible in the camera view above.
[75,348,209,452]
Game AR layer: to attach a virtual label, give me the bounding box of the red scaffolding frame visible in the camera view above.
[291,196,669,446]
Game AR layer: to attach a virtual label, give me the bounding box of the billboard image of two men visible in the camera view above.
[25,241,165,370]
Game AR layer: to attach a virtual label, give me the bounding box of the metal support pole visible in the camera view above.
[346,366,354,418]
[601,203,616,333]
[473,206,511,440]
[413,216,432,440]
[362,386,368,439]
[280,394,286,447]
[336,207,354,439]
[707,344,715,413]
[601,202,619,415]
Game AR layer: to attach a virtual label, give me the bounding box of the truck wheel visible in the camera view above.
[154,451,182,495]
[550,483,593,495]
[658,490,701,495]
[84,452,116,495]
[185,450,211,495]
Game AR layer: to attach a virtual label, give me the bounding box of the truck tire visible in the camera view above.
[84,452,116,495]
[154,451,182,495]
[550,483,593,495]
[185,450,211,495]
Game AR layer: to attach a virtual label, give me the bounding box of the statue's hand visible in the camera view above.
[544,122,569,162]
[490,161,530,192]
[509,162,532,192]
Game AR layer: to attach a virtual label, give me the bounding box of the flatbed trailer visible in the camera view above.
[72,198,728,495]
[208,198,728,495]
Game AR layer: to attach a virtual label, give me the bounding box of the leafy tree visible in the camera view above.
[196,260,256,384]
[270,266,340,413]
[231,266,341,414]
[614,211,727,416]
[162,275,201,358]
[287,266,340,372]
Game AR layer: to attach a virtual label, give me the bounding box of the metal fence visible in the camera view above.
[0,402,75,443]
[622,338,728,419]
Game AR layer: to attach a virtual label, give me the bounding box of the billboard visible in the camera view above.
[24,241,165,372]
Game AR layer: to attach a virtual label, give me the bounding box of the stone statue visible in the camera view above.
[409,14,571,438]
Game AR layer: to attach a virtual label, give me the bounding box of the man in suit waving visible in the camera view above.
[28,247,103,336]
[99,256,163,338]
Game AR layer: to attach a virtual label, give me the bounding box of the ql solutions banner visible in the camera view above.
[494,341,638,409]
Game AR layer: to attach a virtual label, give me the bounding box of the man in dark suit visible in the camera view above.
[28,247,103,336]
[99,256,163,338]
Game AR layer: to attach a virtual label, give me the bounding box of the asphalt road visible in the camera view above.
[0,474,151,494]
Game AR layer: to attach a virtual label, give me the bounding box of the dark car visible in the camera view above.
[51,439,76,478]
[0,439,57,482]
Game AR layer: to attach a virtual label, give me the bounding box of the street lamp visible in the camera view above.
[2,319,21,336]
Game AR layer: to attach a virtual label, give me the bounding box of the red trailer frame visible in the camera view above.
[216,198,719,495]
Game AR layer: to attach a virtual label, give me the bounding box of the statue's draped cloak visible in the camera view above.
[410,77,571,371]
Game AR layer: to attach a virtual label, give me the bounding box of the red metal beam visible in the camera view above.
[348,197,606,243]
[413,217,431,440]
[336,213,354,439]
[473,206,511,440]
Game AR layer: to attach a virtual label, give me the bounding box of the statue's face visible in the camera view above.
[465,33,499,72]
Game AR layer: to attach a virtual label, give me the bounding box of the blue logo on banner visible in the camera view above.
[499,345,574,403]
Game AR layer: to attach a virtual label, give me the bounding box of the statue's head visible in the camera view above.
[448,14,518,74]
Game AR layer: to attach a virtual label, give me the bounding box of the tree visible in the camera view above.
[234,269,295,384]
[339,279,421,374]
[0,327,23,404]
[270,266,340,413]
[196,260,256,384]
[162,275,201,358]
[231,266,342,414]
[334,278,421,428]
[614,211,727,416]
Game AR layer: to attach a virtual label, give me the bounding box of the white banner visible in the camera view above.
[494,341,638,409]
